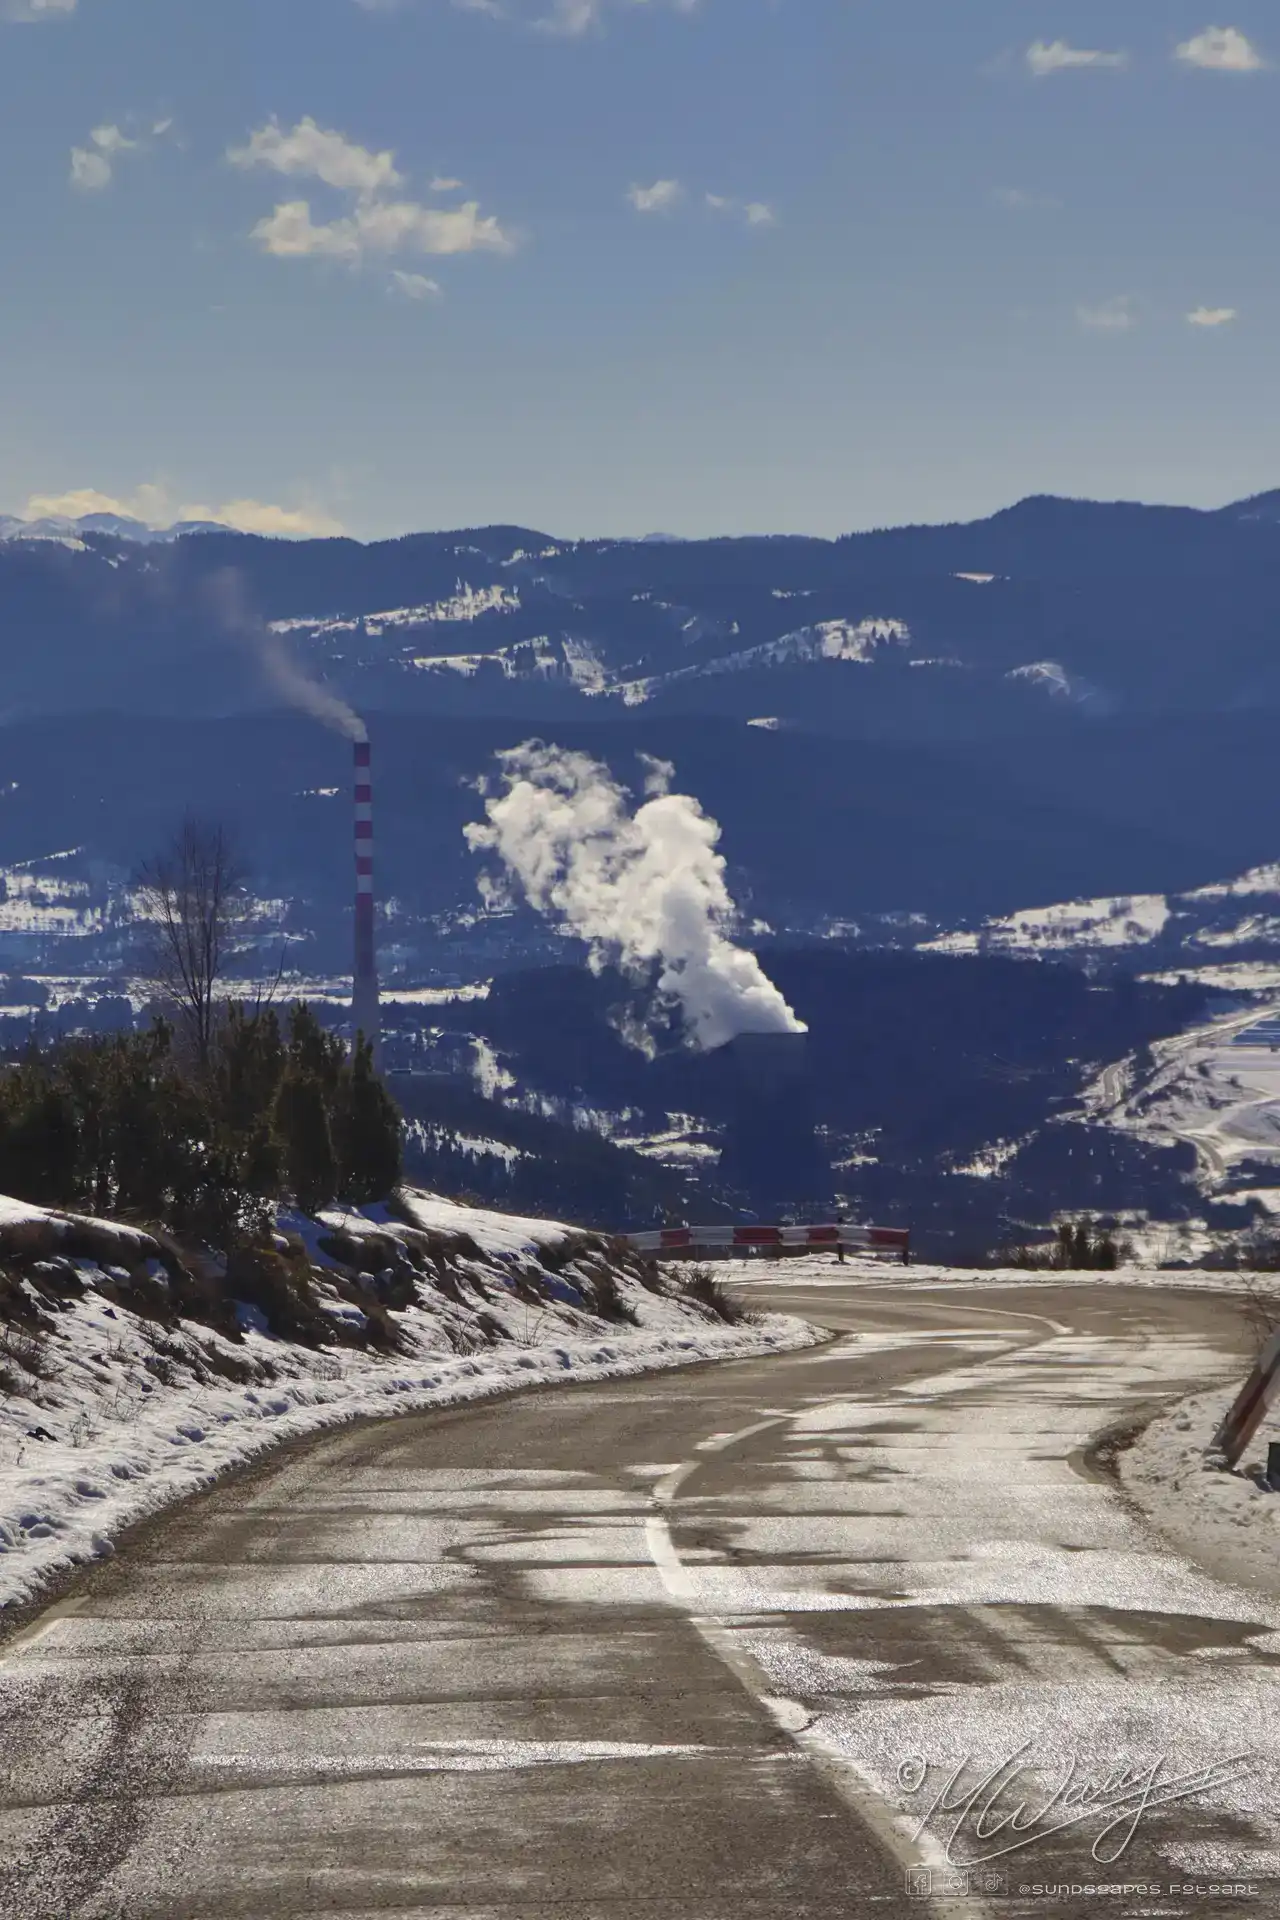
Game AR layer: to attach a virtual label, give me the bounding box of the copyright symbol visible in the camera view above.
[898,1756,928,1794]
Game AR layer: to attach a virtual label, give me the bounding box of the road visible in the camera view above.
[0,1269,1275,1918]
[1090,996,1280,1188]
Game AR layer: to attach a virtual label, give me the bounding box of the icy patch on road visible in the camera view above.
[652,1301,1280,1885]
[191,1734,714,1780]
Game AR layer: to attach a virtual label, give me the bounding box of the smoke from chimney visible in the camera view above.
[352,736,381,1064]
[260,633,367,744]
[259,631,376,1061]
[209,567,368,744]
[207,568,378,1058]
[465,741,805,1052]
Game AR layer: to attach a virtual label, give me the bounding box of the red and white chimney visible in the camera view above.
[353,734,381,1064]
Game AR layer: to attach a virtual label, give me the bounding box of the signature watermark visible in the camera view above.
[904,1868,1262,1902]
[897,1742,1255,1869]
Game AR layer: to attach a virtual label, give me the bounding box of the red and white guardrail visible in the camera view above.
[626,1223,910,1263]
[1215,1328,1280,1469]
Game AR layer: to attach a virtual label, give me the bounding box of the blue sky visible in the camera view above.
[0,2,1274,539]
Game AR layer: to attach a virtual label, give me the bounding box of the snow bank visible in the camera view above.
[387,1190,574,1255]
[0,1196,157,1263]
[729,1254,1274,1292]
[0,1189,821,1612]
[1119,1381,1280,1600]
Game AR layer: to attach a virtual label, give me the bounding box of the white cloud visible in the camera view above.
[429,175,464,191]
[1187,305,1239,326]
[1077,296,1137,332]
[3,0,77,20]
[23,485,159,522]
[1027,39,1128,76]
[390,269,443,300]
[538,0,699,34]
[229,118,403,197]
[230,119,510,274]
[428,0,698,35]
[186,498,346,537]
[629,178,683,214]
[704,192,777,228]
[992,186,1060,211]
[70,147,112,191]
[89,124,137,157]
[354,0,698,29]
[69,121,162,192]
[20,483,343,538]
[538,0,603,30]
[251,197,511,262]
[1175,26,1265,71]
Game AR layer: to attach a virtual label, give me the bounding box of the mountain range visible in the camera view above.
[3,488,1280,955]
[4,488,1280,731]
[5,488,1280,1243]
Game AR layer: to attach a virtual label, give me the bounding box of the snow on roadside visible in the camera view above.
[1120,1380,1280,1600]
[0,1190,821,1614]
[726,1254,1269,1292]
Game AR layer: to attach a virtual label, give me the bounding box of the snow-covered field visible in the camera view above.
[922,859,1280,967]
[0,1191,820,1613]
[925,890,1171,955]
[1085,997,1280,1192]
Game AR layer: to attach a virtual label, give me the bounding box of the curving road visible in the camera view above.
[0,1269,1275,1918]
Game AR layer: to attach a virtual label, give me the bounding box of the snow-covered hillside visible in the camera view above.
[925,861,1280,978]
[1084,999,1280,1204]
[0,1188,818,1609]
[612,617,912,706]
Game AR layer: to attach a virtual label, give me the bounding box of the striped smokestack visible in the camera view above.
[353,734,381,1065]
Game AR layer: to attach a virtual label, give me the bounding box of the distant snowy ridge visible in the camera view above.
[613,618,911,706]
[406,634,608,692]
[1004,660,1112,710]
[271,583,522,638]
[0,512,231,546]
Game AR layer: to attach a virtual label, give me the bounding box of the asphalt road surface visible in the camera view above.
[0,1270,1273,1919]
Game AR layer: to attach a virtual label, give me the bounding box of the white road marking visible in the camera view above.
[0,1595,88,1661]
[640,1328,1058,1920]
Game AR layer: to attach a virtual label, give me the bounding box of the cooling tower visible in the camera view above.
[717,1030,828,1207]
[724,1030,810,1092]
[352,735,381,1066]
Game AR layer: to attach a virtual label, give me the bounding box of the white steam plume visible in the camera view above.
[465,741,806,1051]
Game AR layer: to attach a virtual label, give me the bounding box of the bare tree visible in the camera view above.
[136,818,249,1070]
